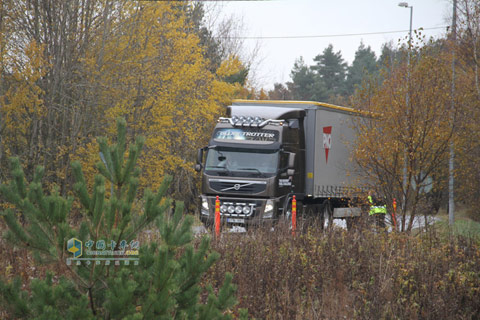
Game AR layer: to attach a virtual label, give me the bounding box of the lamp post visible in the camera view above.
[398,2,413,215]
[398,2,413,51]
[449,0,457,226]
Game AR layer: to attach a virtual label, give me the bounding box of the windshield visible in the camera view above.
[205,148,279,176]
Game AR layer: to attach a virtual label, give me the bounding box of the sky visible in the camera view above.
[212,0,453,90]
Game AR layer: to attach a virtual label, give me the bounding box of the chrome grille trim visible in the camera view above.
[209,179,267,194]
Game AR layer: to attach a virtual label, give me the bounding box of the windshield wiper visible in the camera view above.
[237,167,265,177]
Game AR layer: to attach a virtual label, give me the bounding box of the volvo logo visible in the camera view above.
[234,184,241,190]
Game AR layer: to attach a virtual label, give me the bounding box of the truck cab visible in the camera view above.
[196,105,305,227]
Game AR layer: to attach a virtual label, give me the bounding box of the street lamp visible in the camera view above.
[398,2,413,215]
[398,2,413,50]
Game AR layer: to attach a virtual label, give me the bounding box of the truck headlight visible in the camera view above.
[263,200,274,219]
[201,196,209,215]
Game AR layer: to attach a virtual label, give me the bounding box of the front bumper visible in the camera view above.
[200,195,282,227]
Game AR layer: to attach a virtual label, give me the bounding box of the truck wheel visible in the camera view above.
[322,200,333,229]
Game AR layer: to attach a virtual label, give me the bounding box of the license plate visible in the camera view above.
[227,218,245,224]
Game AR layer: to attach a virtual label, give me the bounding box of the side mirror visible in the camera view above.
[195,148,204,172]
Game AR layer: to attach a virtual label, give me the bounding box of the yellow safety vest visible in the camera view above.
[368,195,387,216]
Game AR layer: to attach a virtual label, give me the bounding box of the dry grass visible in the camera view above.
[205,224,480,319]
[2,218,480,319]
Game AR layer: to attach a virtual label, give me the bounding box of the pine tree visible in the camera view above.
[289,56,327,101]
[345,42,379,95]
[0,118,244,319]
[312,44,348,97]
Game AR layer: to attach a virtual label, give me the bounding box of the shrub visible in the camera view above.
[207,226,480,319]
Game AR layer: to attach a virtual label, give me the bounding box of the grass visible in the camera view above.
[453,219,480,236]
[204,223,480,319]
[2,215,480,319]
[435,218,480,241]
[435,206,480,241]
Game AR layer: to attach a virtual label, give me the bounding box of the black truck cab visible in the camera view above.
[196,106,305,227]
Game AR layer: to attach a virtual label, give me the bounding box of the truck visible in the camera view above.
[195,100,366,229]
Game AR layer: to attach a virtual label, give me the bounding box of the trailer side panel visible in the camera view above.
[313,107,358,198]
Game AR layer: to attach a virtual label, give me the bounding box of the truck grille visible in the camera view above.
[209,179,267,194]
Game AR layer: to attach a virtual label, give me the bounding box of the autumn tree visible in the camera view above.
[0,0,120,193]
[0,1,248,210]
[456,0,480,97]
[72,2,246,211]
[0,41,48,181]
[452,0,480,217]
[352,39,459,232]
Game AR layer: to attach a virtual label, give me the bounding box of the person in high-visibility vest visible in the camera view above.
[368,192,387,228]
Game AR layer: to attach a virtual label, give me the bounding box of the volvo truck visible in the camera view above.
[195,100,366,228]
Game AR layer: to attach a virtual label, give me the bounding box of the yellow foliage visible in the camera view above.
[0,41,48,159]
[352,47,456,226]
[216,55,244,78]
[0,1,250,209]
[74,2,242,204]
